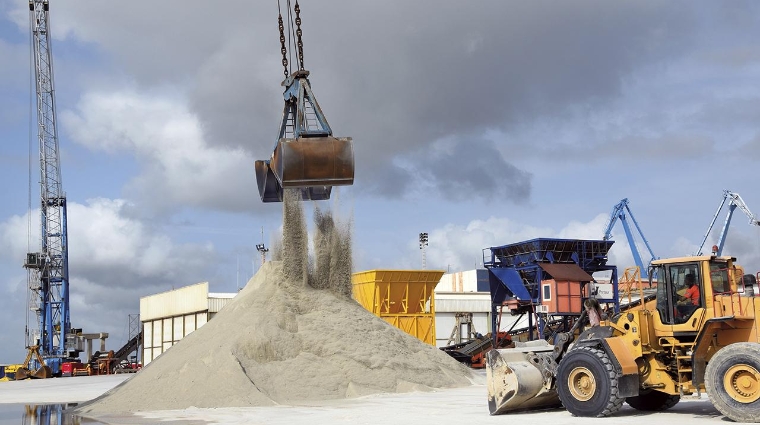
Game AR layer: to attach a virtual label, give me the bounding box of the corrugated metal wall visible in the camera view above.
[142,312,208,364]
[208,294,235,313]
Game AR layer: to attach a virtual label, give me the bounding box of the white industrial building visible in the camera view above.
[140,282,235,365]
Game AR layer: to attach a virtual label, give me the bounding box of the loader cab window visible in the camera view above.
[654,265,670,322]
[655,263,702,325]
[709,262,731,294]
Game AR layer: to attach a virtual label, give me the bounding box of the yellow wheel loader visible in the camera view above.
[487,254,760,422]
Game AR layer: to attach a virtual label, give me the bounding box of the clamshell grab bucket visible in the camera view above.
[271,136,354,187]
[255,69,354,203]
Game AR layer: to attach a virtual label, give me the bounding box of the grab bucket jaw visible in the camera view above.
[486,340,561,415]
[271,136,354,187]
[255,159,333,203]
[255,136,353,202]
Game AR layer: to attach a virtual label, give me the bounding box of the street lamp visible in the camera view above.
[419,232,429,269]
[256,243,269,268]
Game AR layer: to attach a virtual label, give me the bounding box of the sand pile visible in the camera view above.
[74,190,474,415]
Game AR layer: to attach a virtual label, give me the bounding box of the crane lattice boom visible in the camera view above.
[696,190,760,256]
[23,0,72,373]
[603,198,657,278]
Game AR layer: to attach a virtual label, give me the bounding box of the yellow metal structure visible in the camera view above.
[352,270,444,345]
[0,364,22,382]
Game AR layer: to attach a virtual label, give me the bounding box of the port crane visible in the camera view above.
[254,0,354,202]
[22,0,78,377]
[602,198,657,278]
[696,190,760,256]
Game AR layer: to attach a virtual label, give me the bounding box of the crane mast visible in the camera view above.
[23,0,72,373]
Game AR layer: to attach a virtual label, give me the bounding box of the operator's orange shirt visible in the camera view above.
[684,285,700,305]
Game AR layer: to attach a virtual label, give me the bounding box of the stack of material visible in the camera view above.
[75,191,473,415]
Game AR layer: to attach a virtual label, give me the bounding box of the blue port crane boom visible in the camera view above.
[603,198,657,279]
[23,0,73,375]
[696,190,760,256]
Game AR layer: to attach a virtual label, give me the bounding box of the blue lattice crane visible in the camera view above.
[22,0,77,377]
[603,198,657,279]
[696,190,760,256]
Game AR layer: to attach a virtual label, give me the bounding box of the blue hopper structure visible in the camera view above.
[483,238,620,343]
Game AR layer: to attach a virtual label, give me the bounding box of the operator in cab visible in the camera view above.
[677,273,700,317]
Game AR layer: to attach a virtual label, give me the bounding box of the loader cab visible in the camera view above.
[652,262,704,325]
[651,257,735,326]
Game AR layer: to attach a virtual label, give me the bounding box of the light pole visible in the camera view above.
[419,232,429,269]
[256,243,269,269]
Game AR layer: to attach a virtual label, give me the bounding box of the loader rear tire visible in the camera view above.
[705,342,760,423]
[556,345,625,417]
[626,390,680,411]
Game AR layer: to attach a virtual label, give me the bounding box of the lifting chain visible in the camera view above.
[278,13,288,78]
[294,1,304,70]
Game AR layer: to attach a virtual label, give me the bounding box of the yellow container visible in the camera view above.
[352,269,444,345]
[0,364,21,382]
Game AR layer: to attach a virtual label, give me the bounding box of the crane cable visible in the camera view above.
[277,0,305,77]
[26,5,36,348]
[277,1,288,78]
[294,1,304,70]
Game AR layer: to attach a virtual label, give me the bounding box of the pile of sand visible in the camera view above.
[74,190,474,415]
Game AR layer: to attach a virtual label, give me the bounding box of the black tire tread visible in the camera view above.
[705,342,760,423]
[558,345,625,417]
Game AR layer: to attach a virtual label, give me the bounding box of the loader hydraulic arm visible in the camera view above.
[552,310,588,363]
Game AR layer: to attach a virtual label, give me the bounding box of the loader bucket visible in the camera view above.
[270,136,354,188]
[486,340,561,414]
[255,160,332,202]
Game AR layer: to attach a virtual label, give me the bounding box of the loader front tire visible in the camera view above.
[556,345,625,417]
[705,342,760,423]
[626,390,680,411]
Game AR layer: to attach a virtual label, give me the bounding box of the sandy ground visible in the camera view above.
[0,375,129,404]
[0,371,741,425]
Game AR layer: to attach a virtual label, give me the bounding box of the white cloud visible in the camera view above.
[1,197,217,290]
[0,197,219,361]
[60,90,258,213]
[411,213,652,275]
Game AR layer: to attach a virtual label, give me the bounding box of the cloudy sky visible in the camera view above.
[1,1,760,363]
